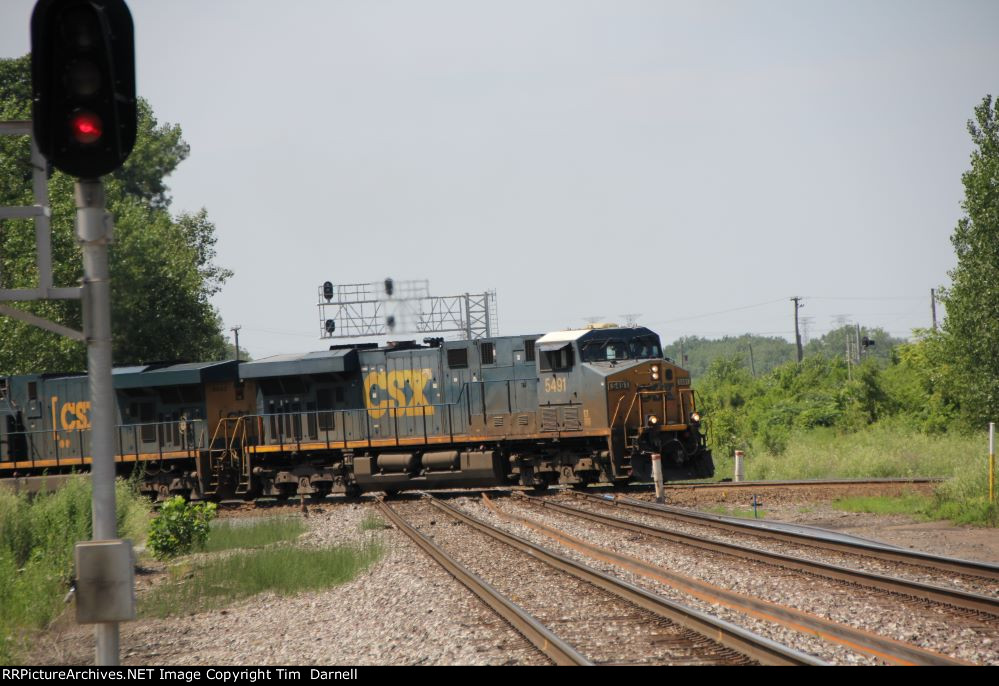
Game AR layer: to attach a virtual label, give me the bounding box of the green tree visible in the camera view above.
[0,55,231,373]
[940,95,999,426]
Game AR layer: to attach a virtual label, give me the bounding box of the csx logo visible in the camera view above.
[51,398,92,430]
[363,368,435,419]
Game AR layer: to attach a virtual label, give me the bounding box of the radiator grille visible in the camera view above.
[562,406,581,430]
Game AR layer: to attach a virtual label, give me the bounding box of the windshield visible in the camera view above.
[581,334,662,362]
[629,335,662,360]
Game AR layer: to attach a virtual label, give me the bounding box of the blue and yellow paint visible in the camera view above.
[363,368,436,418]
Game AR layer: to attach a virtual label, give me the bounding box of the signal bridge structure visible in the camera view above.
[317,279,498,341]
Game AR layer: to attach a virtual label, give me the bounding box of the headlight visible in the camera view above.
[647,414,659,426]
[690,412,701,423]
[651,365,659,373]
[652,372,660,380]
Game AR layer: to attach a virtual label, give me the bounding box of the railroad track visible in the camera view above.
[650,477,944,490]
[379,496,823,666]
[375,498,588,665]
[576,491,999,582]
[485,494,979,665]
[518,493,999,617]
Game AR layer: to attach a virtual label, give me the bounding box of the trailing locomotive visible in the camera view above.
[0,325,713,499]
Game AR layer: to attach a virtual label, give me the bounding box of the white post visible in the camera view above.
[651,453,665,504]
[990,423,995,504]
[734,450,745,483]
[76,179,120,666]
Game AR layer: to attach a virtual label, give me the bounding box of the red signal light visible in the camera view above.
[70,110,102,144]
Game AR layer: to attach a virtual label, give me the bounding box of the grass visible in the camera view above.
[140,541,384,618]
[707,504,768,519]
[716,424,982,482]
[715,424,997,526]
[203,517,307,553]
[0,474,151,664]
[834,494,936,517]
[359,513,386,532]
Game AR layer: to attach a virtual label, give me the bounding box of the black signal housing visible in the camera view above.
[31,0,137,178]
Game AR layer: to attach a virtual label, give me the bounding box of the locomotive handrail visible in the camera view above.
[240,386,474,452]
[1,418,210,468]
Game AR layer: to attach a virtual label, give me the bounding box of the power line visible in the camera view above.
[806,296,924,301]
[241,327,319,338]
[648,298,788,325]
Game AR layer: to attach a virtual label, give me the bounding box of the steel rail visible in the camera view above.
[655,477,945,490]
[584,492,999,582]
[423,495,825,666]
[521,494,999,617]
[374,499,591,666]
[485,495,971,666]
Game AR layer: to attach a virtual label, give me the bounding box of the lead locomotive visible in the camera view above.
[0,325,712,499]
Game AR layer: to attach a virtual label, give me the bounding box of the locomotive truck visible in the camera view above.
[0,324,713,499]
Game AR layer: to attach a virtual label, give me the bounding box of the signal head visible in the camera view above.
[31,0,137,178]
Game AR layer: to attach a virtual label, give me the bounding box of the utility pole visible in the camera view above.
[846,332,853,381]
[931,288,938,331]
[791,297,804,363]
[855,323,862,364]
[748,343,756,377]
[231,325,241,362]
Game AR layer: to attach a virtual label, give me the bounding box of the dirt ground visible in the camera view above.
[660,481,999,565]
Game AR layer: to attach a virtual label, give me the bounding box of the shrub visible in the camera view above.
[0,475,150,663]
[148,497,217,559]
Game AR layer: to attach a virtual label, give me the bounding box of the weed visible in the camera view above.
[0,475,150,664]
[707,504,767,519]
[725,425,997,526]
[140,541,384,618]
[359,513,386,532]
[204,517,306,553]
[148,497,217,560]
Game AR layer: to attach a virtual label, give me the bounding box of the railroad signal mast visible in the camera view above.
[317,279,498,341]
[0,0,139,667]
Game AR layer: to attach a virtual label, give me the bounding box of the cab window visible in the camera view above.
[629,335,662,360]
[581,339,630,362]
[539,346,574,372]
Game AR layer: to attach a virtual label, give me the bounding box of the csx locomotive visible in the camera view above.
[0,325,712,499]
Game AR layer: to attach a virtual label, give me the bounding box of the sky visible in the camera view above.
[2,0,997,358]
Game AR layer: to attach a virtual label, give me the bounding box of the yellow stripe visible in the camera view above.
[2,428,620,468]
[248,430,613,454]
[1,450,196,471]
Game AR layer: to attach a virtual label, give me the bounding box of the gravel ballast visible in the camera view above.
[35,503,546,666]
[28,492,999,666]
[470,495,999,665]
